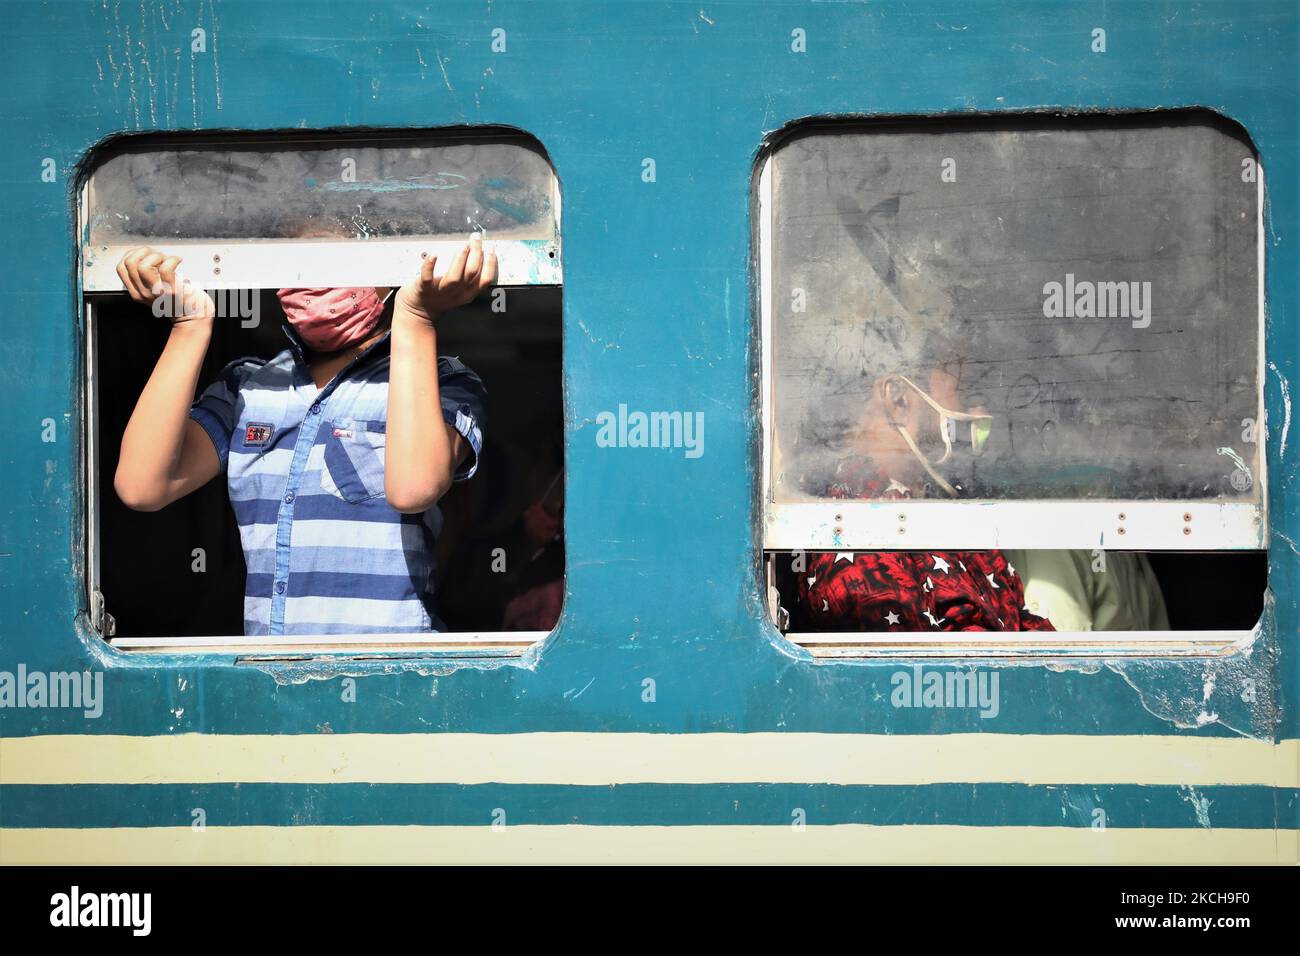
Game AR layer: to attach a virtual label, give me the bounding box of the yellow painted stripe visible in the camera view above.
[2,733,1297,786]
[2,825,1296,865]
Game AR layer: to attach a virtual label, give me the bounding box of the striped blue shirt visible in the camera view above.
[188,326,486,636]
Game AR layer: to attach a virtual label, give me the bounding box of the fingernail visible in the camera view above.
[471,232,483,242]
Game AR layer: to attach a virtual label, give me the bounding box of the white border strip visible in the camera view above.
[765,500,1265,551]
[790,628,1252,659]
[82,238,561,291]
[110,631,546,655]
[759,157,775,512]
[82,185,103,633]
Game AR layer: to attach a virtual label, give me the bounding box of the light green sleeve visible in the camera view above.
[1002,550,1170,632]
[1091,552,1171,631]
[1001,550,1097,631]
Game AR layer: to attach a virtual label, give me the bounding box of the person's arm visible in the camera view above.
[386,235,497,513]
[113,247,222,512]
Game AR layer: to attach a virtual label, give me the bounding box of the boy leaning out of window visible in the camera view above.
[113,236,495,637]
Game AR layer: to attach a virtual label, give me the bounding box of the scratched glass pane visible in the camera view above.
[769,117,1261,503]
[87,139,555,242]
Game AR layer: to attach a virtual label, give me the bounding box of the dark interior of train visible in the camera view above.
[769,549,1268,631]
[94,287,564,637]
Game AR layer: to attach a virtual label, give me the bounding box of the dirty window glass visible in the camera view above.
[768,114,1261,503]
[87,136,556,242]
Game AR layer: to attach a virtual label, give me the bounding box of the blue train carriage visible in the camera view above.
[0,1,1296,864]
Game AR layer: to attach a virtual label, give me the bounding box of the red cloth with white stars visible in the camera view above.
[796,463,1055,632]
[797,550,1055,632]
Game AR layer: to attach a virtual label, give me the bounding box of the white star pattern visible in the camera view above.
[885,611,901,625]
[886,478,911,496]
[986,573,1000,590]
[932,555,951,574]
[924,576,935,591]
[1007,563,1016,577]
[923,610,946,628]
[959,560,967,572]
[834,552,855,564]
[806,576,816,588]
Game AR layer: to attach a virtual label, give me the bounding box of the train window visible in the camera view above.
[81,130,563,656]
[756,112,1268,654]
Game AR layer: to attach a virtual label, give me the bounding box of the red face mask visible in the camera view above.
[277,287,387,352]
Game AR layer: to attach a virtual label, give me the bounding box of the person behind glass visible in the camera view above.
[794,358,1055,633]
[113,234,494,636]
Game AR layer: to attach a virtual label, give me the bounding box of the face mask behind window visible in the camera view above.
[892,374,992,497]
[277,287,389,352]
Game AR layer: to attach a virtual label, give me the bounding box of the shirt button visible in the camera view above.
[310,403,320,414]
[284,491,295,504]
[275,581,286,594]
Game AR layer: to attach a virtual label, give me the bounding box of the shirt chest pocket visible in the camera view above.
[321,419,387,503]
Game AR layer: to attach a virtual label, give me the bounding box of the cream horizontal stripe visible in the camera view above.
[2,734,1296,787]
[2,825,1295,865]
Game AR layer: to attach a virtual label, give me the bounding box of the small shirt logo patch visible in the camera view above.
[244,422,274,446]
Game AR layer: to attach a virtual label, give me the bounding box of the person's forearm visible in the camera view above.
[386,311,454,512]
[385,234,491,511]
[115,322,211,509]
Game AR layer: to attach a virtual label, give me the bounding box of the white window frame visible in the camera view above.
[79,138,563,659]
[108,633,542,656]
[789,629,1255,660]
[83,236,560,292]
[756,128,1268,658]
[82,133,562,291]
